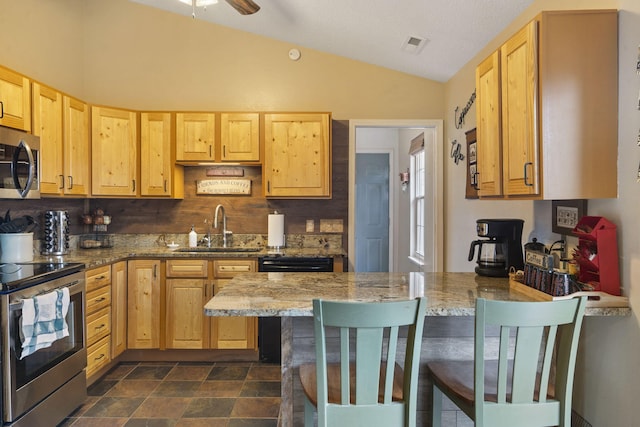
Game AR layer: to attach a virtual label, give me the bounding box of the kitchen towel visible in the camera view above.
[268,212,285,248]
[19,287,70,359]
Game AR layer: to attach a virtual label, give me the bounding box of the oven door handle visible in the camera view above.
[9,279,83,311]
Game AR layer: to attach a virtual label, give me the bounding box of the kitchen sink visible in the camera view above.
[175,247,262,253]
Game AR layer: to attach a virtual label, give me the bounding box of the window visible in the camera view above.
[410,149,425,263]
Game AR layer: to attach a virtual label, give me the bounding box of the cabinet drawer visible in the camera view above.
[86,306,111,346]
[213,260,256,278]
[166,259,209,278]
[86,265,111,292]
[86,285,111,313]
[86,335,111,379]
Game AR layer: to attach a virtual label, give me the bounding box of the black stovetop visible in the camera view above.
[0,262,85,293]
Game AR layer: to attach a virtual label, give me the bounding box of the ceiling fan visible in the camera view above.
[225,0,260,15]
[179,0,260,15]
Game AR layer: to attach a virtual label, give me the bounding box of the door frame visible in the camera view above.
[348,119,444,272]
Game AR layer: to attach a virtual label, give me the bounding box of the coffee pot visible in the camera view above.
[468,218,524,277]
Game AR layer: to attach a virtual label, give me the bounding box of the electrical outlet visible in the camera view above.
[306,220,314,232]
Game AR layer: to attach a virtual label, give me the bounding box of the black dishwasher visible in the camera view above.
[257,256,334,363]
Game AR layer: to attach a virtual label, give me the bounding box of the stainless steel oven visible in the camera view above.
[0,126,40,199]
[0,263,86,427]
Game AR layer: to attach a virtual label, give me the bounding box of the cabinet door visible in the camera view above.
[127,260,160,349]
[176,113,215,161]
[212,279,257,349]
[0,66,31,131]
[475,51,502,197]
[141,112,175,197]
[501,21,539,196]
[63,96,90,196]
[92,106,138,196]
[211,259,257,350]
[32,83,64,195]
[166,278,209,349]
[263,113,331,198]
[221,113,260,162]
[111,261,127,358]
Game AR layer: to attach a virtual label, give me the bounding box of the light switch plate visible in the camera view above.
[306,220,314,232]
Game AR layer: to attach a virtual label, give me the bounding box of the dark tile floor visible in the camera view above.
[59,361,281,427]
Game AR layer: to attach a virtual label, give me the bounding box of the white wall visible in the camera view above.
[444,0,640,425]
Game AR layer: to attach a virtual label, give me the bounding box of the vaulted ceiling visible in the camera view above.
[130,0,534,82]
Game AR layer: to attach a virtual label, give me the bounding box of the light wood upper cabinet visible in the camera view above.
[127,260,161,349]
[475,10,618,200]
[263,113,331,198]
[92,106,138,196]
[0,66,31,132]
[36,88,90,197]
[175,112,215,161]
[32,83,64,195]
[111,261,128,359]
[475,51,502,197]
[140,112,184,198]
[63,96,90,196]
[500,21,538,196]
[220,112,260,162]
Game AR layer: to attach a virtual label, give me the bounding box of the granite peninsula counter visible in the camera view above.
[204,272,630,427]
[204,272,630,317]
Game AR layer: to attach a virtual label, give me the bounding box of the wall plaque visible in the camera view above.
[196,179,251,195]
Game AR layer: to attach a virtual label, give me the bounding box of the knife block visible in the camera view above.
[571,216,620,296]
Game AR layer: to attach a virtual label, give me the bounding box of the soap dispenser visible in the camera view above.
[189,225,197,248]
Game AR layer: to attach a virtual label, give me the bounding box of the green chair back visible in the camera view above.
[473,296,587,427]
[309,297,427,427]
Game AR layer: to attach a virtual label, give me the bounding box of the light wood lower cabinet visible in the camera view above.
[165,259,210,349]
[165,259,257,350]
[127,260,161,349]
[111,261,128,358]
[211,259,258,350]
[85,265,112,379]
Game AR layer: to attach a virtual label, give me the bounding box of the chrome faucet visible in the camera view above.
[214,204,232,247]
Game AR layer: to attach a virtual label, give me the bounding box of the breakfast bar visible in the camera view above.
[204,272,629,426]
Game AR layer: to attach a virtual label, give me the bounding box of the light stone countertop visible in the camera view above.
[34,246,346,269]
[204,272,631,317]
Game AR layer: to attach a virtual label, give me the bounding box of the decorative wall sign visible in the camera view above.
[206,167,244,177]
[450,139,464,165]
[465,128,478,199]
[454,89,476,129]
[196,179,251,195]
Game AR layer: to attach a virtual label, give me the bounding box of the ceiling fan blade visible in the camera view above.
[225,0,260,15]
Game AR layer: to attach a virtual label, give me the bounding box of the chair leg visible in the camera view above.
[304,396,315,427]
[432,384,443,427]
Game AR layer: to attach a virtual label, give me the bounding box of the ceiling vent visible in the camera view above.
[401,36,428,54]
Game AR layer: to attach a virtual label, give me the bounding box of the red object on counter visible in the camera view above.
[571,216,621,296]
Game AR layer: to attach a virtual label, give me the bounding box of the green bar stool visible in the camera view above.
[299,297,427,427]
[426,296,588,427]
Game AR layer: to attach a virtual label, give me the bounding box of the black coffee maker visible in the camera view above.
[468,219,524,277]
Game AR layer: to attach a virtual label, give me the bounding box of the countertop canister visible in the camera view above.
[0,232,34,263]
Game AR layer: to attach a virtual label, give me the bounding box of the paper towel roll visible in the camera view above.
[268,213,285,248]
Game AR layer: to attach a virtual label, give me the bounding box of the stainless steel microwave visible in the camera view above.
[0,126,40,199]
